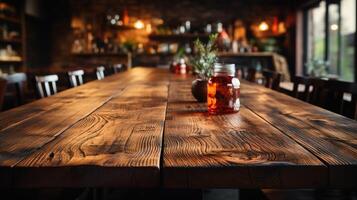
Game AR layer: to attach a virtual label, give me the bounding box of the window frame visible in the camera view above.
[302,0,356,81]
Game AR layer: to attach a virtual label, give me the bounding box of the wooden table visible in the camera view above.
[0,68,356,189]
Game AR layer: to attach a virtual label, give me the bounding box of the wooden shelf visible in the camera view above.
[135,52,175,56]
[72,53,128,57]
[149,34,209,42]
[0,58,23,63]
[0,15,21,24]
[0,2,25,72]
[0,38,22,44]
[104,25,135,31]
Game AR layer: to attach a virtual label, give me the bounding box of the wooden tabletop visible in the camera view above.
[0,68,356,189]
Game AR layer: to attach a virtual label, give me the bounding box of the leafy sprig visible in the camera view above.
[191,34,218,80]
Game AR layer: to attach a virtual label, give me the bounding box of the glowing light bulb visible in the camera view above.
[134,20,144,29]
[330,24,338,31]
[258,21,269,31]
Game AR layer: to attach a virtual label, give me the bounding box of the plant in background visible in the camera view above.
[305,59,329,77]
[121,40,137,53]
[191,34,218,80]
[174,47,185,61]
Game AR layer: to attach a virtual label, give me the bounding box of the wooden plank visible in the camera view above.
[0,96,113,166]
[163,81,327,188]
[6,84,168,188]
[0,68,169,188]
[240,81,357,188]
[0,67,156,132]
[0,68,164,187]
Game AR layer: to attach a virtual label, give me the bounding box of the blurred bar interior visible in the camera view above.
[0,0,355,111]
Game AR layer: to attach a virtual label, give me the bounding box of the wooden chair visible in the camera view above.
[0,78,7,110]
[5,73,27,106]
[244,67,256,82]
[291,76,313,101]
[96,66,105,80]
[308,78,329,108]
[326,80,357,119]
[262,70,282,90]
[68,69,84,87]
[112,64,124,74]
[35,74,59,98]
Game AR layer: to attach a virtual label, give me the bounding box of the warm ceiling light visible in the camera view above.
[110,19,116,25]
[258,21,269,31]
[134,20,144,29]
[146,23,152,33]
[330,24,339,31]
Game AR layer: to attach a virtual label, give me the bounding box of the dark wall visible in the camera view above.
[25,15,51,68]
[28,0,299,69]
[25,0,71,69]
[70,0,297,25]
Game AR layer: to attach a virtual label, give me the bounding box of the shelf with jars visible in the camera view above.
[0,1,24,72]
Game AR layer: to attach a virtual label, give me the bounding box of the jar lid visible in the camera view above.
[214,63,235,75]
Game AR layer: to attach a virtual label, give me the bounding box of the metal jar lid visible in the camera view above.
[213,63,235,76]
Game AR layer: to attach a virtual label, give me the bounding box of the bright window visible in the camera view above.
[304,0,356,82]
[340,0,356,81]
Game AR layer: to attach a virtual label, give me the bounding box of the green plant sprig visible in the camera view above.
[191,34,218,80]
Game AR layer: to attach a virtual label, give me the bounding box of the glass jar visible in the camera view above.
[207,63,240,114]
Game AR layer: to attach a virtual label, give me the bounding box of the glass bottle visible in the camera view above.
[208,63,240,114]
[175,58,187,74]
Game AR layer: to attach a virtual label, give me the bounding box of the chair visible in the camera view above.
[96,66,105,80]
[244,67,256,82]
[35,74,59,98]
[326,80,357,119]
[0,78,7,110]
[5,73,27,106]
[68,69,84,87]
[291,76,313,101]
[112,64,124,74]
[308,78,329,108]
[235,66,245,79]
[262,70,282,90]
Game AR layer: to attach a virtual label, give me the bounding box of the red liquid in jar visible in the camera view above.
[207,75,240,114]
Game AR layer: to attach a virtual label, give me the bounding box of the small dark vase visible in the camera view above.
[191,79,208,102]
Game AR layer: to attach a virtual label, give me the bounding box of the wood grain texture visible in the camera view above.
[240,81,357,188]
[0,68,168,188]
[10,84,168,188]
[163,80,327,188]
[0,67,157,132]
[1,69,357,189]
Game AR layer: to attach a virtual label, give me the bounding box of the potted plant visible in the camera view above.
[191,34,218,102]
[305,59,329,78]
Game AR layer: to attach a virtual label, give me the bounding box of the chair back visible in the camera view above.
[96,66,105,80]
[326,80,357,119]
[112,64,123,74]
[308,78,329,108]
[35,74,59,98]
[291,76,313,101]
[262,70,282,90]
[68,69,84,87]
[0,78,7,110]
[245,68,256,82]
[5,73,27,105]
